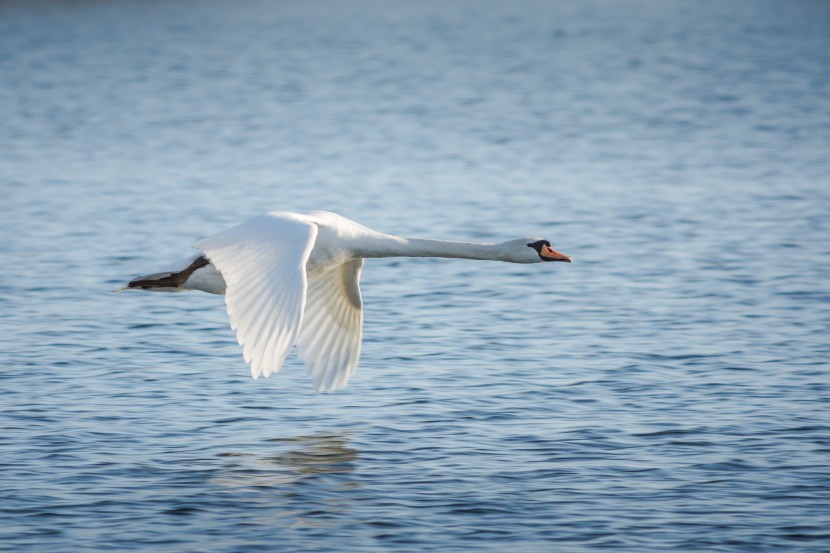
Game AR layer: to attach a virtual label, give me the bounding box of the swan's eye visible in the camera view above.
[527,239,548,252]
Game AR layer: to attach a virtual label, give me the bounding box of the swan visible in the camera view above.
[122,211,571,392]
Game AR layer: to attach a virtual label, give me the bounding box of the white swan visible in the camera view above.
[123,211,571,392]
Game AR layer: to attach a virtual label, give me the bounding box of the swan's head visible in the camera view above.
[504,238,571,264]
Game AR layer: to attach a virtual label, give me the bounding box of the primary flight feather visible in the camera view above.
[122,211,571,392]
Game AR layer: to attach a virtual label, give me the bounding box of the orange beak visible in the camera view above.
[541,244,572,262]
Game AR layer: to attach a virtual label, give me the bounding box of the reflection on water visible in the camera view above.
[214,432,359,488]
[265,433,360,474]
[210,432,363,532]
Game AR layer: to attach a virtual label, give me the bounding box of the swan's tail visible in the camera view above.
[120,255,210,292]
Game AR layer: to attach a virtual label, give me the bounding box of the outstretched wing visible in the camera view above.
[194,212,318,379]
[295,259,364,393]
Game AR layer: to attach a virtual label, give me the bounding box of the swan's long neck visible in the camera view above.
[355,234,510,262]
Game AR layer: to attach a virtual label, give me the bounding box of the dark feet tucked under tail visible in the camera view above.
[127,255,209,290]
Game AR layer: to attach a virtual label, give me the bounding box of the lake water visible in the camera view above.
[1,1,829,551]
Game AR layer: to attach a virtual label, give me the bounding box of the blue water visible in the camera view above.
[2,1,830,551]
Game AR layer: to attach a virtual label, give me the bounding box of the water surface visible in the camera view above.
[1,1,829,551]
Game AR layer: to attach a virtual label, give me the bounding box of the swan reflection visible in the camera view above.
[263,431,359,475]
[212,431,359,488]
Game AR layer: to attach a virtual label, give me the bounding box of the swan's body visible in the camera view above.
[124,211,571,392]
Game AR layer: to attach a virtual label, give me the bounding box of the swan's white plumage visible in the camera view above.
[295,258,363,393]
[194,213,318,380]
[127,210,570,393]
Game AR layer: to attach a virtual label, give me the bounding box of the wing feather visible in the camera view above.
[295,259,364,393]
[194,213,318,380]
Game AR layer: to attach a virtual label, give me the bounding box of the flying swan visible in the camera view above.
[122,211,571,392]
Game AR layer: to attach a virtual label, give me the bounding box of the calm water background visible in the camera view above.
[2,1,829,551]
